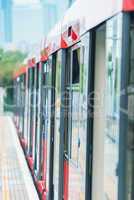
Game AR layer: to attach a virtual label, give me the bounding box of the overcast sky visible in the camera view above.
[13,0,40,6]
[12,0,43,49]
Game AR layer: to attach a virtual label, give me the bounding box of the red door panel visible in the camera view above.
[64,160,69,200]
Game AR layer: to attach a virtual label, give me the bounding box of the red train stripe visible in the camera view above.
[123,0,134,11]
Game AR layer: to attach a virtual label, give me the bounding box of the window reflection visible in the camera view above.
[126,13,134,200]
[53,51,62,200]
[104,14,122,200]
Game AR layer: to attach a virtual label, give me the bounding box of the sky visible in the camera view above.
[4,0,70,51]
[13,6,43,49]
[11,0,44,51]
[13,0,40,6]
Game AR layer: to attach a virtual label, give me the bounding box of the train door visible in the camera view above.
[124,13,134,200]
[34,65,39,173]
[24,68,29,145]
[39,59,52,192]
[39,62,47,181]
[92,14,123,200]
[24,68,30,149]
[92,23,106,200]
[53,51,62,200]
[32,66,37,166]
[48,55,56,200]
[28,68,35,156]
[18,76,23,135]
[22,74,26,139]
[20,75,25,137]
[34,63,42,176]
[63,33,91,200]
[104,15,123,200]
[27,68,32,154]
[16,77,20,130]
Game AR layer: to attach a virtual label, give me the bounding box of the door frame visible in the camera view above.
[85,30,95,200]
[118,13,130,200]
[48,54,56,200]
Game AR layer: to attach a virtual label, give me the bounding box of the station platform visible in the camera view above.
[0,116,39,200]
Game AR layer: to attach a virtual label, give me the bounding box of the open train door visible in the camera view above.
[63,32,93,200]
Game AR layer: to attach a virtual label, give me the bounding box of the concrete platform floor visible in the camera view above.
[0,116,39,200]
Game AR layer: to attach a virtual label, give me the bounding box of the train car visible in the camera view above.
[13,0,134,200]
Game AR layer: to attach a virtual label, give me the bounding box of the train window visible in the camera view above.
[69,90,80,166]
[68,26,72,37]
[104,14,122,200]
[129,15,134,85]
[29,68,35,154]
[42,63,47,85]
[53,51,62,200]
[126,13,134,200]
[36,66,39,89]
[34,65,40,172]
[72,48,80,84]
[65,35,90,200]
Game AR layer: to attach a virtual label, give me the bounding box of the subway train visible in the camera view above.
[13,0,134,199]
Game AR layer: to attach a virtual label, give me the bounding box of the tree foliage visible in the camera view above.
[0,48,27,86]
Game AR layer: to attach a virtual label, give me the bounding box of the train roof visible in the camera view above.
[62,0,121,37]
[62,0,134,35]
[14,0,134,79]
[44,0,134,53]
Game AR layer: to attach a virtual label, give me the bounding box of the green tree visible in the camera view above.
[0,48,27,86]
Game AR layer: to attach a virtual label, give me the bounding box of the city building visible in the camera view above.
[0,1,4,44]
[0,0,12,44]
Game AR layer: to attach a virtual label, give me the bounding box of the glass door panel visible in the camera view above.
[104,14,122,200]
[35,64,42,176]
[66,36,89,200]
[39,60,52,188]
[126,13,134,200]
[27,68,34,155]
[34,65,39,173]
[29,68,35,155]
[27,68,31,153]
[53,51,62,200]
[45,61,52,192]
[32,67,37,162]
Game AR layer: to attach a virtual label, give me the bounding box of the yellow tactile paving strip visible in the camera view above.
[0,116,39,200]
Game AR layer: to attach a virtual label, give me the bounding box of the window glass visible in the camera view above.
[31,67,36,160]
[70,89,80,165]
[53,51,62,200]
[67,34,89,200]
[104,14,122,200]
[34,64,42,174]
[29,68,35,154]
[129,15,134,85]
[72,48,80,84]
[27,69,31,154]
[39,61,52,189]
[126,13,134,200]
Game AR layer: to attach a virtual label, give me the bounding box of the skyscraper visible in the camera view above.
[0,0,12,43]
[0,0,5,44]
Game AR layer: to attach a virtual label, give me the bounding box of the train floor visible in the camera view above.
[0,116,39,200]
